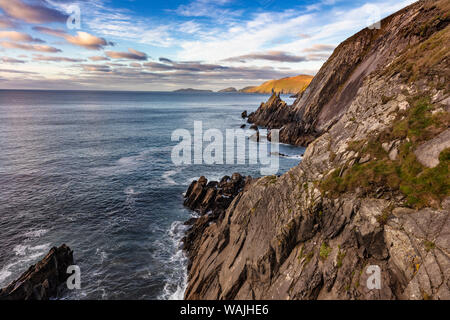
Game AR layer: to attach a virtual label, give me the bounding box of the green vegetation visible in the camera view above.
[424,240,436,252]
[377,205,394,225]
[320,242,332,260]
[337,248,346,268]
[321,95,450,209]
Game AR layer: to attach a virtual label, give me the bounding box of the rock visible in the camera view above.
[241,111,248,119]
[247,93,292,129]
[250,124,258,131]
[240,124,246,129]
[0,244,74,300]
[359,154,371,164]
[389,147,398,161]
[414,129,450,168]
[184,174,250,216]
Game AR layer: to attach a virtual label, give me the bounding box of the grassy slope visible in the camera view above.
[241,75,313,94]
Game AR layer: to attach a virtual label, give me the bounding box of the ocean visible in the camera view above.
[0,90,305,300]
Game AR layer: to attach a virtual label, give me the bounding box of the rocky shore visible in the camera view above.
[0,244,74,300]
[182,0,449,300]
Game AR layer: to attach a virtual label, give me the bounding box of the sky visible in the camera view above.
[0,0,417,91]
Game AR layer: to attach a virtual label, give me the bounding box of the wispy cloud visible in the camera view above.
[0,14,18,28]
[89,56,110,62]
[302,44,335,52]
[106,48,148,61]
[224,51,322,63]
[0,41,61,52]
[174,0,241,19]
[0,30,44,43]
[32,54,85,63]
[1,56,26,63]
[0,0,67,24]
[33,27,111,50]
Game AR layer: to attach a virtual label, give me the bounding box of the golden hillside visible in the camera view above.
[240,75,313,94]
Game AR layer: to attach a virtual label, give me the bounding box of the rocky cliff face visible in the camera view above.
[184,0,449,300]
[0,245,74,300]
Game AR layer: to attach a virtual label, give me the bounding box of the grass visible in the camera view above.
[320,242,332,260]
[384,23,449,87]
[337,248,346,268]
[321,95,450,209]
[424,240,436,252]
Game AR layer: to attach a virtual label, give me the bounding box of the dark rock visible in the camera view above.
[0,244,74,300]
[250,124,258,130]
[240,124,246,128]
[241,111,248,119]
[184,173,249,215]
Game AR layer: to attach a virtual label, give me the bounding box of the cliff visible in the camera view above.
[248,0,449,146]
[183,0,449,300]
[239,75,313,94]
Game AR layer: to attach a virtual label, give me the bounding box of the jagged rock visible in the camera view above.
[249,124,258,130]
[247,93,293,129]
[240,124,246,129]
[0,245,74,300]
[241,111,248,119]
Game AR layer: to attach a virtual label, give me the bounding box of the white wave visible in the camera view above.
[162,169,181,186]
[0,242,51,287]
[24,229,48,238]
[158,220,189,300]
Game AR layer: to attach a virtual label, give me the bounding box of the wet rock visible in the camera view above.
[241,111,248,119]
[0,244,74,300]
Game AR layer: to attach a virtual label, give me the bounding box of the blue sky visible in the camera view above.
[0,0,416,91]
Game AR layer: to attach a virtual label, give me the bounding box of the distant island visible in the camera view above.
[175,74,314,95]
[218,87,238,93]
[173,88,214,93]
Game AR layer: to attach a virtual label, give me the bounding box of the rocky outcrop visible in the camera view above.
[183,174,255,273]
[184,0,450,300]
[248,93,294,129]
[0,245,74,300]
[247,0,450,146]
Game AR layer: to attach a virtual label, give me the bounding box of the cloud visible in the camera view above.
[144,59,227,72]
[1,56,26,63]
[33,27,110,50]
[0,15,18,28]
[106,48,148,61]
[89,56,110,62]
[174,0,241,19]
[224,51,309,63]
[302,44,335,52]
[0,31,44,43]
[33,26,66,37]
[129,62,141,68]
[0,41,61,52]
[32,54,85,63]
[0,0,67,23]
[65,32,109,50]
[0,68,36,74]
[159,57,173,64]
[80,64,111,73]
